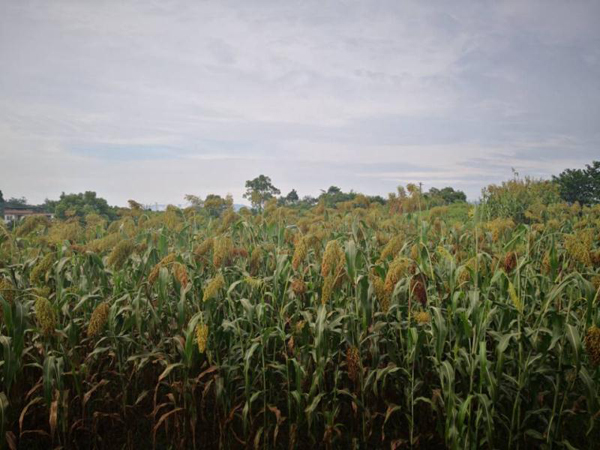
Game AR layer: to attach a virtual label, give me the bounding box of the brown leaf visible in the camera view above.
[49,399,58,438]
[195,365,218,383]
[152,407,183,445]
[5,431,17,450]
[83,379,109,408]
[19,397,43,437]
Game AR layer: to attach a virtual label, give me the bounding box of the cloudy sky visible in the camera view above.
[1,0,599,206]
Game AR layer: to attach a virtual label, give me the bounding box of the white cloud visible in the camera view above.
[1,0,599,205]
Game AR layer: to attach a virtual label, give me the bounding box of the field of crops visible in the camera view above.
[1,197,600,449]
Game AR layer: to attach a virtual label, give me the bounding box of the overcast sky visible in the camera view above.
[1,0,599,206]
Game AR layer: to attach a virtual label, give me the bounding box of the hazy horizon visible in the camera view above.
[1,1,599,206]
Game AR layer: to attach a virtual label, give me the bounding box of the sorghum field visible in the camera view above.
[1,186,600,449]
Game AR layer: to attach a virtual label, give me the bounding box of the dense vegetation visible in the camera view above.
[553,161,600,206]
[1,175,600,449]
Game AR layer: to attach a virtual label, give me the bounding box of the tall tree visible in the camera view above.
[128,199,144,210]
[203,194,232,217]
[6,197,28,206]
[285,189,299,203]
[184,194,204,208]
[243,175,280,211]
[427,187,467,205]
[553,161,600,205]
[45,191,117,220]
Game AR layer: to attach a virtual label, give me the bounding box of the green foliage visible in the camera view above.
[319,185,355,207]
[202,194,233,217]
[481,173,561,222]
[243,175,281,210]
[5,196,28,207]
[426,186,467,205]
[45,191,117,221]
[285,189,299,203]
[1,193,599,448]
[553,160,600,205]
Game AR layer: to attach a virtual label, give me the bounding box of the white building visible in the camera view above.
[2,208,54,224]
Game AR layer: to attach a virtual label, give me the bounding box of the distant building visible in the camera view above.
[3,208,54,224]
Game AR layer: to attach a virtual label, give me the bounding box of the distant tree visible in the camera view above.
[203,194,232,217]
[0,190,4,215]
[553,161,600,205]
[319,186,357,207]
[285,189,299,203]
[367,195,386,205]
[427,187,467,205]
[300,195,318,208]
[0,190,4,203]
[7,197,28,206]
[278,189,300,206]
[128,199,144,210]
[46,191,117,220]
[184,194,204,208]
[244,175,280,211]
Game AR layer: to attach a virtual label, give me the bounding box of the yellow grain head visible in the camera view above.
[584,326,600,367]
[148,264,160,285]
[376,232,390,246]
[35,297,56,335]
[508,281,523,313]
[203,273,225,302]
[88,302,110,337]
[107,240,135,270]
[590,250,600,267]
[410,243,419,261]
[547,219,560,231]
[0,278,16,325]
[292,236,308,271]
[196,323,209,353]
[30,253,54,285]
[414,310,431,325]
[370,275,389,313]
[564,230,593,266]
[384,256,410,295]
[16,215,50,237]
[194,237,214,259]
[244,276,263,290]
[295,320,306,334]
[0,278,16,304]
[213,235,233,268]
[321,240,344,277]
[346,346,360,384]
[148,253,176,285]
[592,275,600,291]
[542,252,551,274]
[249,246,263,275]
[379,234,403,261]
[173,262,189,288]
[321,274,335,305]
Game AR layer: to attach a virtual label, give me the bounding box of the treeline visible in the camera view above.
[0,180,468,223]
[1,159,598,223]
